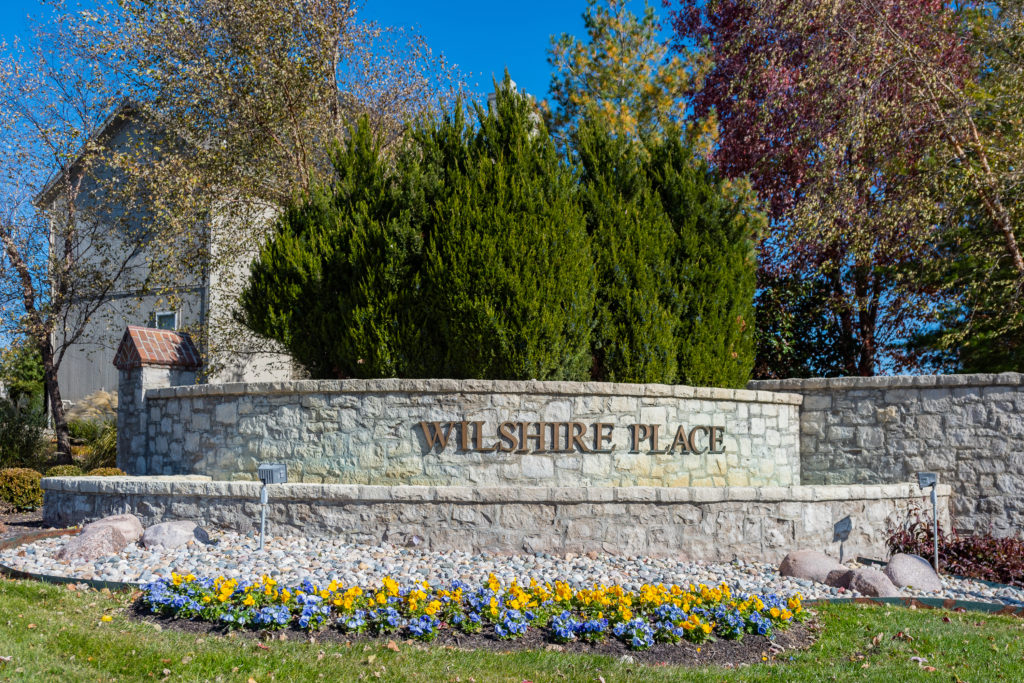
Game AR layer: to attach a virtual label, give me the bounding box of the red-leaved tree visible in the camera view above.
[670,0,976,375]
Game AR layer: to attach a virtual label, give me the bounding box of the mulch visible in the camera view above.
[127,597,818,669]
[0,506,47,544]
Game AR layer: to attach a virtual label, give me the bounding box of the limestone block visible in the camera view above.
[855,426,884,450]
[521,455,554,479]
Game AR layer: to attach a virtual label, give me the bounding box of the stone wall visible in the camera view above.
[117,366,196,473]
[749,374,1024,535]
[41,477,948,563]
[126,379,803,489]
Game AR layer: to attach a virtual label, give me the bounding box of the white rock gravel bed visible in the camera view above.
[3,532,1022,606]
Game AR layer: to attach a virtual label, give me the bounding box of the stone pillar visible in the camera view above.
[113,326,202,474]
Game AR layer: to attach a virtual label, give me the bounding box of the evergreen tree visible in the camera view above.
[241,83,756,387]
[0,340,45,410]
[647,130,760,387]
[420,83,596,380]
[239,119,427,378]
[576,120,679,383]
[241,83,596,381]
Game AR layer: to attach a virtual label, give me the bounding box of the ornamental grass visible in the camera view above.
[142,573,806,651]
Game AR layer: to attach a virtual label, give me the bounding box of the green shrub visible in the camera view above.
[576,120,679,383]
[0,467,44,510]
[240,119,429,378]
[67,419,103,443]
[0,341,44,410]
[0,398,46,470]
[647,131,760,387]
[85,467,125,477]
[239,81,760,387]
[242,83,596,381]
[420,89,595,380]
[44,464,84,477]
[81,421,117,471]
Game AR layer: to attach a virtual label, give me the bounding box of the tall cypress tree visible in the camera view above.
[240,88,756,386]
[576,119,679,383]
[647,129,759,387]
[239,119,428,378]
[421,83,597,380]
[240,84,596,381]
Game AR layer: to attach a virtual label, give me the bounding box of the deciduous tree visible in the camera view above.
[546,0,711,147]
[70,0,466,375]
[0,19,161,462]
[671,0,974,375]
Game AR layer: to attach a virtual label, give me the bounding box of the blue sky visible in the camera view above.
[0,1,652,103]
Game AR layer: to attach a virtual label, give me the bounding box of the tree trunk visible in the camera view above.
[854,265,877,377]
[40,338,72,465]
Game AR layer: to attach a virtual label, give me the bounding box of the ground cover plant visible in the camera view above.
[1,576,1023,681]
[0,399,46,471]
[140,574,804,653]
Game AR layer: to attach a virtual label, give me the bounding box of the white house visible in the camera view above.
[36,102,295,404]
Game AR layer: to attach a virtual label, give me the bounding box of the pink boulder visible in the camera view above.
[57,525,129,562]
[778,550,845,584]
[82,514,144,544]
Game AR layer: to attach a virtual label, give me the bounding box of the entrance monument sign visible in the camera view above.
[38,327,978,562]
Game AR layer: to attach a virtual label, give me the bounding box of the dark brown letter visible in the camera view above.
[593,423,614,452]
[519,422,547,452]
[630,424,650,452]
[420,422,452,450]
[708,426,725,454]
[689,426,710,454]
[498,422,519,452]
[569,422,592,452]
[669,425,690,453]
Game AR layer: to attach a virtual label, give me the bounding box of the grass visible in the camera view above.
[1,577,1022,682]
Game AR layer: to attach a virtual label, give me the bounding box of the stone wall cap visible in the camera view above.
[145,377,805,405]
[42,478,950,503]
[748,372,1024,392]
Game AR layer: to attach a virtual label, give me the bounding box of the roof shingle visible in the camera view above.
[113,325,202,370]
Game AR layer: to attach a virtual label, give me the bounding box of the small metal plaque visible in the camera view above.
[258,463,287,485]
[917,472,937,489]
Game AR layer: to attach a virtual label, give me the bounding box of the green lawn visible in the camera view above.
[1,577,1022,682]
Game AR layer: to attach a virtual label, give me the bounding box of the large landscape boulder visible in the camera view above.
[142,521,210,550]
[847,567,901,598]
[82,514,144,544]
[884,553,942,592]
[778,550,846,583]
[57,525,129,562]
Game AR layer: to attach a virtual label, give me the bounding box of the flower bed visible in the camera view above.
[142,573,806,652]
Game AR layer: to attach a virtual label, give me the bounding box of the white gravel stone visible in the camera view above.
[2,532,1022,607]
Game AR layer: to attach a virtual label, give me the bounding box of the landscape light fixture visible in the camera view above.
[917,472,940,573]
[833,516,853,564]
[257,463,287,551]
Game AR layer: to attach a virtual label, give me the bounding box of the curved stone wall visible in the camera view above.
[126,379,803,487]
[42,477,948,562]
[749,372,1024,535]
